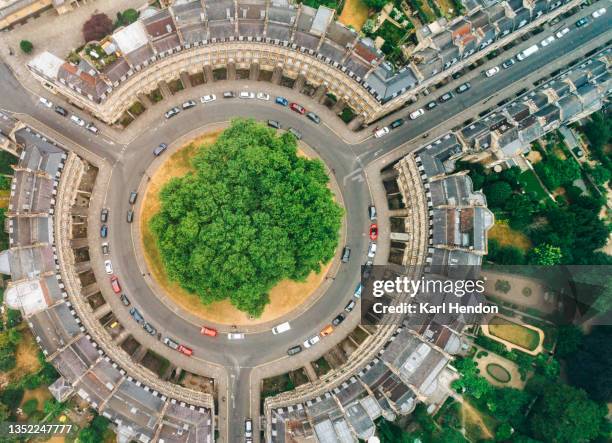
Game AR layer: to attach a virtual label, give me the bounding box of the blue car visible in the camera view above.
[100,224,108,238]
[275,96,288,106]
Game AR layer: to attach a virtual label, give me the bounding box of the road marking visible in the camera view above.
[342,168,362,185]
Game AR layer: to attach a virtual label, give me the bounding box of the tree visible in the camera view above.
[528,381,606,442]
[585,164,610,185]
[505,193,536,230]
[534,155,580,190]
[482,387,531,424]
[19,40,33,54]
[22,398,38,416]
[115,8,139,27]
[555,324,583,359]
[452,358,492,399]
[496,423,513,441]
[528,244,563,265]
[363,0,387,10]
[82,13,113,43]
[483,181,513,208]
[152,119,342,316]
[0,387,24,411]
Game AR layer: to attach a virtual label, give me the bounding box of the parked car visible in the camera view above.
[164,107,181,119]
[153,143,168,156]
[182,100,197,109]
[86,123,98,134]
[455,82,471,93]
[363,261,373,279]
[540,35,555,47]
[54,106,68,116]
[227,332,245,340]
[373,127,390,138]
[120,294,130,306]
[200,94,216,103]
[272,322,291,335]
[485,66,500,77]
[369,224,378,241]
[104,260,113,274]
[275,96,289,106]
[320,325,334,337]
[256,92,270,100]
[438,92,454,103]
[126,210,134,223]
[100,208,109,223]
[555,27,570,38]
[341,246,351,263]
[143,322,156,335]
[426,100,438,110]
[39,97,53,108]
[178,345,193,356]
[223,91,235,98]
[239,91,255,99]
[163,337,179,350]
[110,276,121,294]
[575,17,589,27]
[130,307,144,324]
[201,326,218,337]
[409,108,425,120]
[129,191,138,205]
[289,102,305,114]
[288,128,302,140]
[332,313,346,326]
[303,335,320,348]
[367,242,377,258]
[345,300,356,312]
[390,118,404,129]
[70,115,85,126]
[502,58,516,69]
[287,345,302,356]
[368,205,377,221]
[354,283,363,298]
[591,7,606,18]
[100,225,108,238]
[306,112,320,124]
[267,120,281,129]
[245,419,253,439]
[101,243,109,255]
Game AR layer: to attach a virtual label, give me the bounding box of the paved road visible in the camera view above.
[0,4,609,440]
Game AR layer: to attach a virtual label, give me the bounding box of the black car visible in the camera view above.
[100,225,108,238]
[143,322,156,335]
[341,247,351,263]
[100,208,109,223]
[54,106,68,116]
[455,82,471,94]
[127,210,134,223]
[332,313,346,326]
[153,143,167,156]
[426,100,438,110]
[438,92,454,103]
[120,294,130,306]
[223,91,235,98]
[129,191,138,205]
[306,112,321,124]
[390,118,404,129]
[502,58,516,69]
[267,120,281,129]
[287,345,302,356]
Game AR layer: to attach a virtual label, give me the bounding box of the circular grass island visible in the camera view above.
[486,363,511,383]
[144,119,343,320]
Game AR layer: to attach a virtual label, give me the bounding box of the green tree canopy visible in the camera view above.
[152,119,343,316]
[483,181,513,208]
[19,40,33,54]
[528,244,563,265]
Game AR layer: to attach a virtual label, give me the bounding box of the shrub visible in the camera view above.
[19,40,33,54]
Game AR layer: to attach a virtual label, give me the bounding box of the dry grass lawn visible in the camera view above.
[140,132,331,325]
[13,330,41,376]
[338,0,369,31]
[0,190,10,208]
[489,316,541,351]
[489,220,531,251]
[526,150,543,164]
[461,401,493,441]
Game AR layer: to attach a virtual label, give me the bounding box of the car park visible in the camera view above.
[575,17,589,27]
[288,128,302,140]
[101,243,109,255]
[245,419,253,438]
[267,120,281,129]
[100,208,109,223]
[164,107,180,119]
[200,94,216,103]
[104,260,113,274]
[143,322,156,335]
[100,225,108,238]
[540,36,555,47]
[178,345,193,356]
[368,205,377,221]
[390,118,404,129]
[287,345,302,356]
[70,115,85,126]
[306,112,320,124]
[227,332,245,340]
[129,191,138,204]
[438,92,453,103]
[502,58,516,69]
[39,97,53,108]
[126,210,134,223]
[272,322,291,335]
[130,307,144,324]
[332,313,345,326]
[239,91,255,99]
[373,127,390,138]
[303,335,320,348]
[201,326,218,337]
[485,66,500,77]
[354,283,362,298]
[591,7,605,18]
[409,108,424,120]
[426,100,437,110]
[290,103,305,114]
[275,96,289,106]
[320,325,334,337]
[86,123,98,134]
[367,242,377,258]
[153,143,167,156]
[455,82,471,93]
[163,337,179,350]
[345,300,356,312]
[555,27,570,38]
[110,276,121,294]
[369,224,378,241]
[182,100,197,109]
[223,91,235,98]
[256,92,270,100]
[54,106,68,116]
[120,294,130,306]
[341,247,351,263]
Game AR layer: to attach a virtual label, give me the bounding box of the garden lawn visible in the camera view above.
[338,0,369,31]
[489,317,541,351]
[518,169,548,201]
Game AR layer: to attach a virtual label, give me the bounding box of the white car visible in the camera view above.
[239,91,255,99]
[373,127,390,138]
[485,66,500,77]
[227,332,245,340]
[39,97,53,108]
[104,260,113,275]
[409,108,425,120]
[86,123,98,134]
[70,115,85,126]
[591,7,606,18]
[555,27,570,38]
[256,92,270,101]
[200,94,216,103]
[367,243,377,258]
[303,335,320,348]
[540,36,555,47]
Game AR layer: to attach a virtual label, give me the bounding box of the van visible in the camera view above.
[272,322,291,335]
[516,44,539,61]
[129,191,138,205]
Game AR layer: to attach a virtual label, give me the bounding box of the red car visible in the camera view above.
[290,102,305,114]
[201,326,218,337]
[178,345,193,356]
[110,276,121,294]
[369,224,378,241]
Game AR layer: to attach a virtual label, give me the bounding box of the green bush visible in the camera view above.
[19,40,33,54]
[0,387,24,410]
[22,398,38,416]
